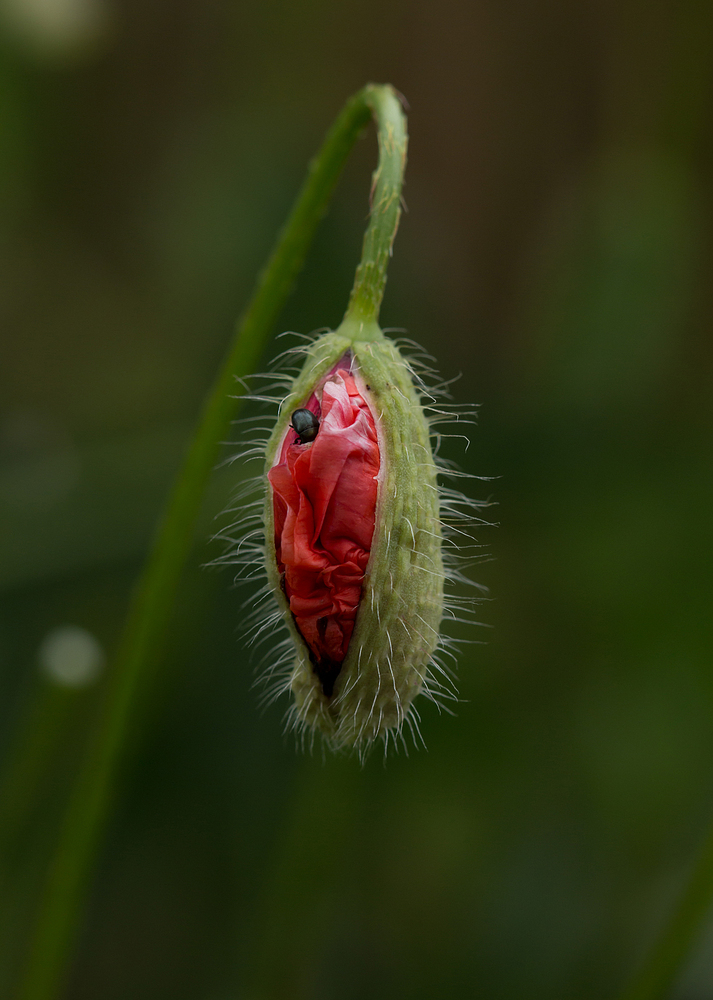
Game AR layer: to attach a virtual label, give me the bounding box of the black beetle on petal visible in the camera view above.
[290,408,320,444]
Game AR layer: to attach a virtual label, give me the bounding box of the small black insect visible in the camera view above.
[290,408,320,444]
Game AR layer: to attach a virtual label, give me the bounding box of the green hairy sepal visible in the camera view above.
[263,320,445,752]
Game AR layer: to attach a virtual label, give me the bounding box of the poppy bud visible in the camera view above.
[262,320,447,751]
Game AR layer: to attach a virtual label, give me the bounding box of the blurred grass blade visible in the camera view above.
[617,816,713,1000]
[16,83,407,1000]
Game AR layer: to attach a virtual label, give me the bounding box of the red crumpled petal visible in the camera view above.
[268,369,379,679]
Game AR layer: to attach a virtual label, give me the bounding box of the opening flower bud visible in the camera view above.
[262,324,446,752]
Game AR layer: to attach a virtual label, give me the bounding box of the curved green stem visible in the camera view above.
[344,85,408,326]
[18,83,407,1000]
[617,813,713,1000]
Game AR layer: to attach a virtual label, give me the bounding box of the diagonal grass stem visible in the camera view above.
[17,83,408,1000]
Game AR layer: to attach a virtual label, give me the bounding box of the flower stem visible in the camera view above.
[17,83,407,1000]
[617,813,713,1000]
[343,84,408,328]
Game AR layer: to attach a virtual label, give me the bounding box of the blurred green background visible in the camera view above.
[1,1,713,998]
